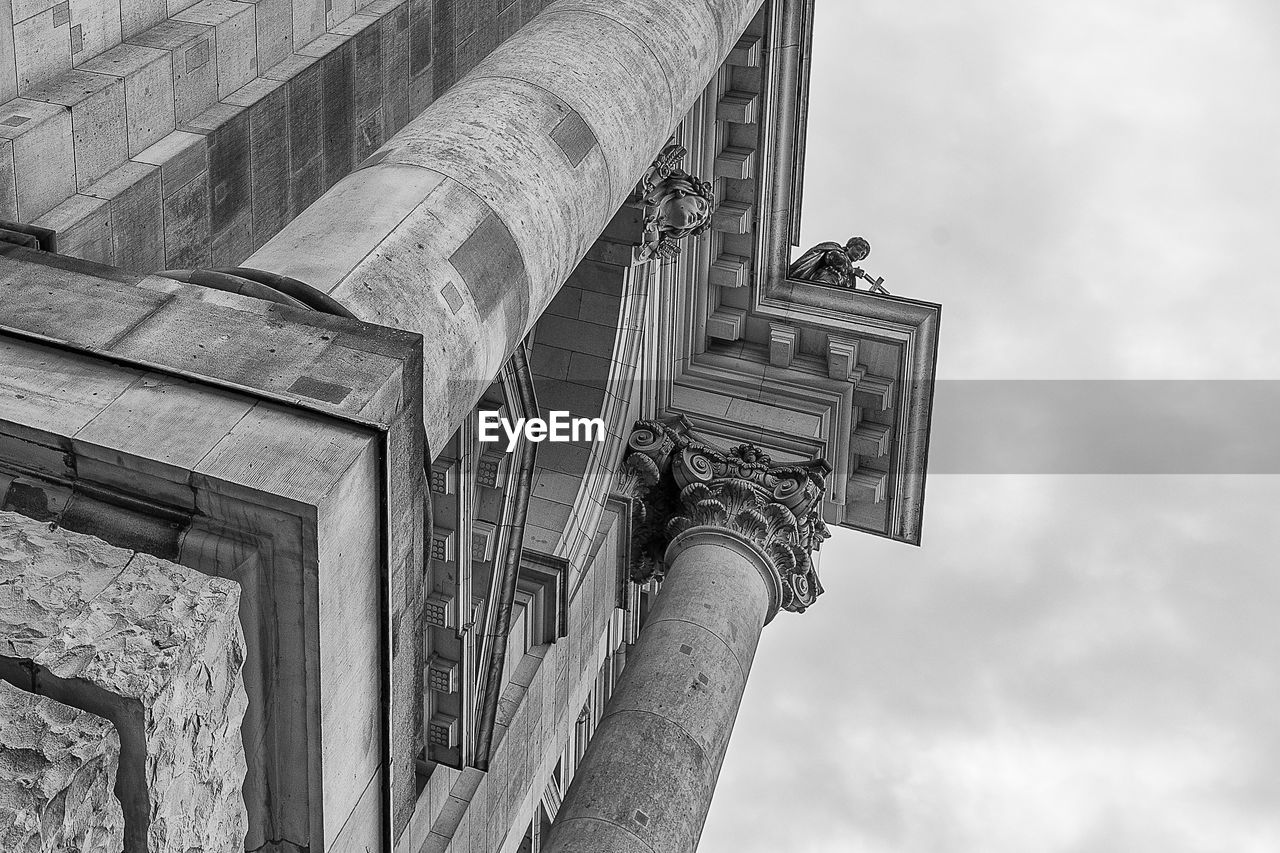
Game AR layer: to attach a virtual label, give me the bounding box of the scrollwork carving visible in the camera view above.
[621,417,832,614]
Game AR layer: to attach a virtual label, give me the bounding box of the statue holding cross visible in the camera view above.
[788,236,890,294]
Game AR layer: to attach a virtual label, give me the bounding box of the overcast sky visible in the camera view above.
[702,2,1280,851]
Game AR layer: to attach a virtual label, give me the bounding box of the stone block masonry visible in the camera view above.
[0,509,248,853]
[0,0,560,270]
[0,681,125,853]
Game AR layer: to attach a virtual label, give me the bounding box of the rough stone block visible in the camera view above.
[174,0,258,98]
[24,69,128,190]
[0,510,249,853]
[0,681,125,853]
[13,8,72,94]
[79,43,176,156]
[0,98,74,220]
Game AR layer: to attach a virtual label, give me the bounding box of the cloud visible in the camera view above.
[700,477,1280,852]
[696,2,1280,850]
[797,0,1280,380]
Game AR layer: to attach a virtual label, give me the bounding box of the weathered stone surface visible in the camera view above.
[248,0,769,454]
[0,681,125,853]
[0,510,248,853]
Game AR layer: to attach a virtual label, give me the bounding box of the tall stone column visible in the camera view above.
[247,0,765,453]
[543,419,831,853]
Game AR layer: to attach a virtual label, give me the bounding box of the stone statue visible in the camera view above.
[632,144,714,263]
[788,236,889,293]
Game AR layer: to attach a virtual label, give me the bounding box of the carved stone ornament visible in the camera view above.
[788,236,891,294]
[619,417,832,614]
[631,143,714,263]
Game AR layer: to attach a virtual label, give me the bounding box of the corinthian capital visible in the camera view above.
[621,418,832,614]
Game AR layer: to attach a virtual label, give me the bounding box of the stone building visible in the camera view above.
[0,0,940,851]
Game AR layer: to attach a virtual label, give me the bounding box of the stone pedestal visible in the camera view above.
[542,419,832,853]
[0,681,125,853]
[0,510,248,853]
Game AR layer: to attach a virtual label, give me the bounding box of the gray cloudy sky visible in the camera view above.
[701,2,1280,851]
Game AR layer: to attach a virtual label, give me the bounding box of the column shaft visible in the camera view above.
[247,0,764,452]
[543,529,772,853]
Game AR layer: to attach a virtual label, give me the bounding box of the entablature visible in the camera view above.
[657,0,940,546]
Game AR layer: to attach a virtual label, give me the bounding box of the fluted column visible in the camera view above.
[247,0,764,453]
[543,419,831,853]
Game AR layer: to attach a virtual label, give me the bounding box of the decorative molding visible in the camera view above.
[705,308,747,342]
[659,0,943,546]
[711,200,753,234]
[768,323,799,368]
[427,654,460,695]
[717,90,759,124]
[852,422,891,458]
[728,34,763,67]
[714,145,755,180]
[710,251,750,288]
[620,417,831,615]
[424,591,457,629]
[826,335,860,381]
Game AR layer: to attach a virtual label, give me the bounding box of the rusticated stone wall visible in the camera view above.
[0,509,248,853]
[0,681,125,853]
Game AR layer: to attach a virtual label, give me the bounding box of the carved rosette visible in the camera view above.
[631,144,714,263]
[621,418,832,614]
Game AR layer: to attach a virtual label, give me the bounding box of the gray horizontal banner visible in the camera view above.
[928,381,1280,474]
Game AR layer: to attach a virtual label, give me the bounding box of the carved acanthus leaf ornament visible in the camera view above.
[620,418,832,613]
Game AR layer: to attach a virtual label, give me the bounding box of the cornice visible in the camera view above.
[660,0,941,546]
